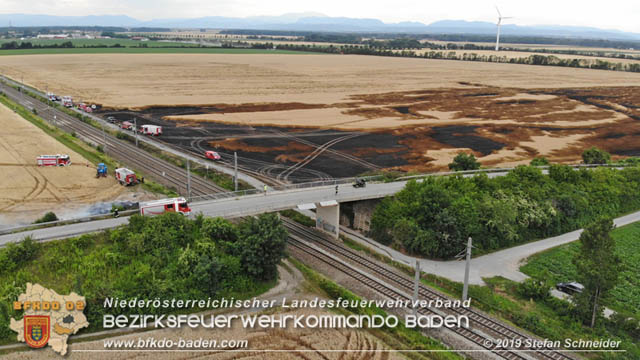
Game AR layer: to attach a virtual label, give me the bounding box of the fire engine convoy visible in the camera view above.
[115,167,138,186]
[139,197,191,216]
[37,154,71,166]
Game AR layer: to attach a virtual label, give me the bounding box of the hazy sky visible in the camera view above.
[2,0,639,33]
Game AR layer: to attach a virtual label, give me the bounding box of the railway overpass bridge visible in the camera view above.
[0,180,407,245]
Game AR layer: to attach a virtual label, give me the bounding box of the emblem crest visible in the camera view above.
[24,315,50,348]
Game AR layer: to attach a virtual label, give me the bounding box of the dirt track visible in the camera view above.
[0,103,127,226]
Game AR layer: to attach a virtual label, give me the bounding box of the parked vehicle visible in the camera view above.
[37,154,71,167]
[106,116,117,123]
[96,163,108,178]
[77,103,93,113]
[46,92,57,101]
[556,282,584,295]
[139,197,191,216]
[121,121,133,130]
[353,178,366,188]
[205,151,221,160]
[62,96,73,107]
[115,167,138,186]
[141,124,162,136]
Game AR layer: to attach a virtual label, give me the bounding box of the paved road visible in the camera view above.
[342,210,640,285]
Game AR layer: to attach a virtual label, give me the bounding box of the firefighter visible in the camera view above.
[263,184,268,195]
[114,209,119,218]
[335,185,339,195]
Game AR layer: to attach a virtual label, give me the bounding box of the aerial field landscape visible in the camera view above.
[1,52,638,178]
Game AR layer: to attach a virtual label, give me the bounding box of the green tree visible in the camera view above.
[530,157,550,166]
[448,152,481,171]
[572,218,620,327]
[235,214,288,280]
[582,147,611,164]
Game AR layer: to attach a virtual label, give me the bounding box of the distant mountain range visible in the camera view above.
[1,13,639,41]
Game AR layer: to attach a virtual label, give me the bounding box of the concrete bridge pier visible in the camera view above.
[315,200,340,239]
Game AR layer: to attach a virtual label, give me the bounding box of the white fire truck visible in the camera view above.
[114,167,138,186]
[141,124,162,136]
[139,197,191,216]
[37,154,71,167]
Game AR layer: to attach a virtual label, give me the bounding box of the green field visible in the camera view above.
[521,222,640,317]
[0,47,308,56]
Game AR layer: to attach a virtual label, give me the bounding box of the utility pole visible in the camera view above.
[413,259,420,315]
[101,122,107,151]
[234,151,238,191]
[186,159,191,201]
[133,117,138,147]
[462,237,473,302]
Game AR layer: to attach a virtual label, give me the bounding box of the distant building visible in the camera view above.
[37,34,69,39]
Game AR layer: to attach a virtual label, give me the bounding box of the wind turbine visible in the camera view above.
[495,6,513,51]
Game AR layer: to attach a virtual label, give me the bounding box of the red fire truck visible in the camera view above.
[115,168,138,186]
[139,197,191,216]
[37,154,71,167]
[121,121,133,130]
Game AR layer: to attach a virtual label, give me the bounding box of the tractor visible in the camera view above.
[96,163,108,178]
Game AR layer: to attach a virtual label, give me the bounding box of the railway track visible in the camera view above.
[284,218,576,360]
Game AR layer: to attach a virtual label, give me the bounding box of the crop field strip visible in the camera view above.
[284,218,577,360]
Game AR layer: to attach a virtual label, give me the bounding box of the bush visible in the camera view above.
[34,211,58,224]
[518,278,550,300]
[530,157,550,166]
[448,152,481,171]
[582,147,611,164]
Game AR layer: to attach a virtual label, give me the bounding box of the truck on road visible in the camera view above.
[139,197,191,216]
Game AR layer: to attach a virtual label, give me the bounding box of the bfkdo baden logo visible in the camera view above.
[10,283,89,355]
[24,315,50,348]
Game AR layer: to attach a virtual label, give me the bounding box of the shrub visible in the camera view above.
[582,147,611,164]
[530,157,550,166]
[34,211,58,224]
[518,278,550,300]
[448,152,481,171]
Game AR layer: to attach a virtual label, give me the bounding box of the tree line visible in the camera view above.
[0,212,288,340]
[368,161,640,259]
[267,43,640,73]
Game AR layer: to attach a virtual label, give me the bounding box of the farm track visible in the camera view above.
[283,218,577,360]
[1,81,576,359]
